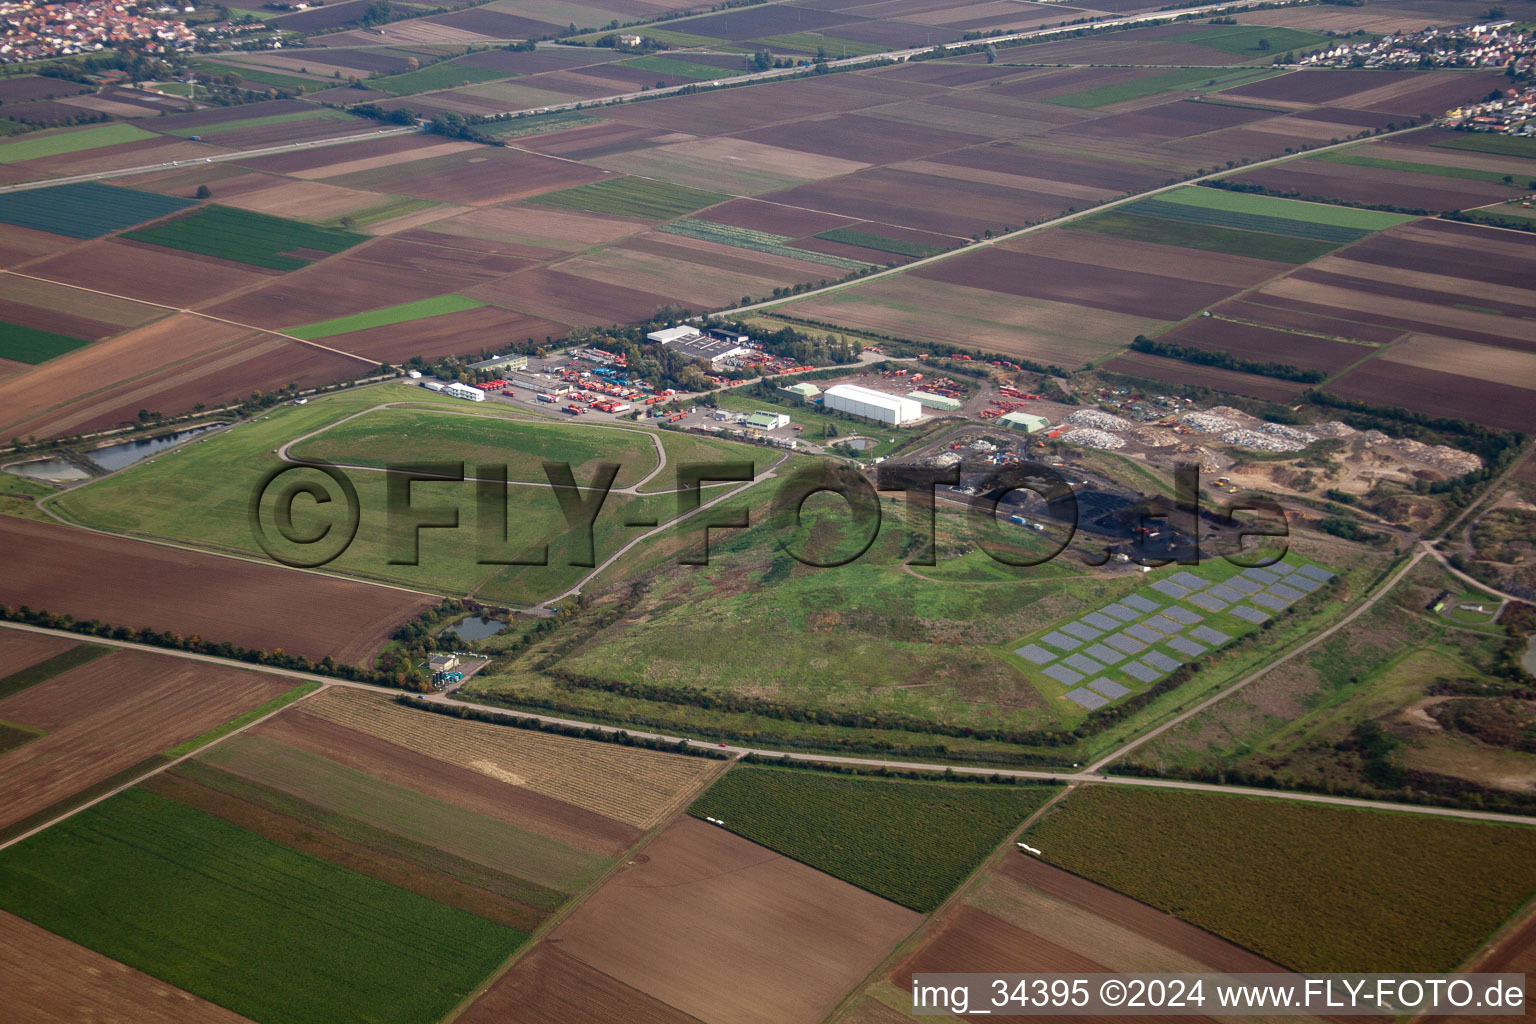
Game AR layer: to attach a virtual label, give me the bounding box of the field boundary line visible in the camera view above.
[0,677,332,853]
[5,620,1535,827]
[438,754,734,1024]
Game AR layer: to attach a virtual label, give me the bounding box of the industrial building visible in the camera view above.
[781,381,821,401]
[646,326,698,345]
[999,411,1050,432]
[823,384,921,425]
[471,353,528,373]
[746,411,791,431]
[442,382,487,402]
[906,390,961,412]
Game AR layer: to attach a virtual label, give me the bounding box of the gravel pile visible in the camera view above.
[1133,427,1176,447]
[1309,421,1357,439]
[1386,438,1481,474]
[1063,428,1126,450]
[1221,429,1310,452]
[1180,411,1238,432]
[1067,409,1134,431]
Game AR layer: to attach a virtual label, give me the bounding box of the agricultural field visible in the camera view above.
[0,182,194,238]
[1022,785,1536,973]
[0,516,433,666]
[287,293,485,339]
[0,322,90,364]
[0,642,293,839]
[0,123,155,164]
[370,59,510,95]
[298,687,717,830]
[530,814,921,1024]
[122,205,369,271]
[528,176,732,219]
[688,765,1058,911]
[0,788,523,1024]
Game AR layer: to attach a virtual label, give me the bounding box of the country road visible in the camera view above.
[3,615,1534,849]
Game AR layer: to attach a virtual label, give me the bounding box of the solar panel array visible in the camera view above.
[1014,559,1335,711]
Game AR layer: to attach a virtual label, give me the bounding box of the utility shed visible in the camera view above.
[906,390,961,411]
[781,382,821,401]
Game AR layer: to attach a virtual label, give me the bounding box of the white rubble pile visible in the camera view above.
[1133,427,1175,447]
[1180,411,1238,432]
[1259,423,1316,445]
[1063,428,1126,450]
[1221,429,1310,452]
[1384,438,1481,474]
[1309,421,1357,439]
[1067,409,1134,431]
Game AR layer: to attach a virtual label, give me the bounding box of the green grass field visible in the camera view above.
[620,54,747,80]
[477,110,605,139]
[690,765,1059,911]
[1024,785,1536,973]
[123,205,368,271]
[528,175,732,219]
[196,61,326,92]
[1311,148,1535,185]
[751,31,890,56]
[812,227,949,259]
[0,321,92,364]
[0,122,155,164]
[1065,209,1338,263]
[164,107,360,138]
[371,60,510,96]
[0,643,108,701]
[288,293,485,339]
[165,682,320,757]
[0,182,195,239]
[47,385,747,604]
[1180,24,1330,56]
[1123,186,1414,243]
[318,193,439,229]
[1431,133,1536,159]
[1049,68,1236,109]
[0,787,524,1024]
[0,720,41,753]
[662,219,871,270]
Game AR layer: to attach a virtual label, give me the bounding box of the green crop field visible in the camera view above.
[1311,148,1535,185]
[0,643,108,700]
[1065,209,1338,263]
[620,54,747,80]
[0,122,155,164]
[0,182,195,239]
[1180,24,1330,56]
[0,720,41,753]
[165,682,320,757]
[812,227,949,259]
[751,31,889,56]
[164,107,360,138]
[1122,186,1413,243]
[662,219,872,270]
[0,321,92,364]
[1049,68,1235,109]
[319,194,439,229]
[0,787,524,1024]
[371,60,509,96]
[478,110,605,139]
[1024,785,1536,972]
[690,765,1059,911]
[195,61,326,92]
[288,293,485,338]
[528,176,732,219]
[123,205,368,271]
[1431,133,1536,159]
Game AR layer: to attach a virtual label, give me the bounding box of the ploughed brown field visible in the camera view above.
[0,911,256,1024]
[0,629,75,677]
[543,816,920,1024]
[1446,908,1536,1024]
[1101,350,1308,403]
[0,518,433,665]
[1227,160,1520,214]
[456,943,700,1024]
[0,643,290,829]
[1328,359,1536,433]
[1155,316,1372,375]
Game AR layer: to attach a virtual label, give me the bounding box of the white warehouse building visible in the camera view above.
[823,384,921,425]
[442,382,486,402]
